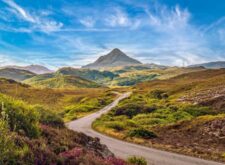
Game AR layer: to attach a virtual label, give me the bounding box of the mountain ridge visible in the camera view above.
[2,64,53,74]
[188,61,225,69]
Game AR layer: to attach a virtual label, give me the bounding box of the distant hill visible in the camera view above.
[0,68,36,81]
[24,73,101,89]
[189,61,225,69]
[82,48,142,69]
[23,67,118,88]
[57,67,118,83]
[3,64,53,74]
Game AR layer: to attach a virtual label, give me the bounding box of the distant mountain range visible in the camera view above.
[2,65,53,74]
[189,61,225,69]
[82,48,142,69]
[0,68,36,81]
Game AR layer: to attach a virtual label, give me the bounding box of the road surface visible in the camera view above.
[67,92,224,165]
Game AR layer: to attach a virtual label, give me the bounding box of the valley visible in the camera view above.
[0,48,225,165]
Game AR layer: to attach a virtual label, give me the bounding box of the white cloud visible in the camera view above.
[2,0,63,33]
[145,5,190,32]
[0,53,26,66]
[104,8,131,27]
[2,0,35,22]
[79,16,95,28]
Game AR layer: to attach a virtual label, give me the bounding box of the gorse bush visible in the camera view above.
[113,103,156,118]
[128,128,157,139]
[0,120,16,164]
[127,156,147,165]
[0,94,40,138]
[148,90,168,99]
[182,105,212,117]
[35,106,64,128]
[107,122,125,131]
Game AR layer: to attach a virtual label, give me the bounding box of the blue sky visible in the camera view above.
[0,0,225,69]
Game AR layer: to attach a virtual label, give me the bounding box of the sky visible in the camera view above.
[0,0,225,69]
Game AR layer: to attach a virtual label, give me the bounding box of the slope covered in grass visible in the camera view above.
[93,69,225,162]
[24,73,101,89]
[0,93,129,165]
[57,67,118,84]
[0,78,116,121]
[107,66,205,86]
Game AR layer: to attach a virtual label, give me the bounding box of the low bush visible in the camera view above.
[113,102,157,119]
[114,103,143,118]
[0,120,16,164]
[107,122,125,131]
[128,128,157,139]
[149,90,168,99]
[127,156,147,165]
[35,106,64,128]
[182,105,212,117]
[0,95,40,138]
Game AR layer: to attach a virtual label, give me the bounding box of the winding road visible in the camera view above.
[67,92,224,165]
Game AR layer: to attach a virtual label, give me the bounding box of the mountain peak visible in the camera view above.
[82,48,142,69]
[110,48,124,54]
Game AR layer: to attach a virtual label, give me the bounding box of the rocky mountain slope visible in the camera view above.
[83,48,142,69]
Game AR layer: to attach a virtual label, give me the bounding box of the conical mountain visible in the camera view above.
[82,48,142,69]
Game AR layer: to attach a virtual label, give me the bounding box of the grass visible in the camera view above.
[0,78,117,121]
[0,83,125,164]
[93,69,225,162]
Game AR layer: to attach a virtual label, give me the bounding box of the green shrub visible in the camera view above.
[127,156,147,165]
[128,128,157,139]
[107,122,125,131]
[35,106,64,128]
[0,95,40,138]
[114,103,143,118]
[149,90,168,99]
[0,120,16,164]
[182,105,212,117]
[113,102,157,119]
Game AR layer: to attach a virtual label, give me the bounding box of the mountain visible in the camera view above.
[24,73,101,89]
[82,48,142,69]
[3,65,53,74]
[0,68,36,81]
[189,61,225,69]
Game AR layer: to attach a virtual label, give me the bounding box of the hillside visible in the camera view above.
[0,77,116,121]
[93,69,225,162]
[0,91,125,164]
[108,67,205,86]
[83,48,142,69]
[24,73,101,89]
[3,64,53,74]
[0,68,36,81]
[56,67,118,84]
[189,61,225,69]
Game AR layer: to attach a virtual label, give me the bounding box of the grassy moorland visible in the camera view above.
[0,92,134,164]
[108,66,205,86]
[0,77,137,164]
[23,73,101,89]
[0,78,116,121]
[93,69,225,162]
